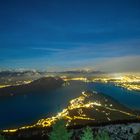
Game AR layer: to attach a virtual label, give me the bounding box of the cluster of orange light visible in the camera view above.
[2,91,139,133]
[92,75,140,91]
[2,92,101,132]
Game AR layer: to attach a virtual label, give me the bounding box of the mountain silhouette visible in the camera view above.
[0,77,64,97]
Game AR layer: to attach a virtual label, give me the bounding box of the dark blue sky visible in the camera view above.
[0,0,140,72]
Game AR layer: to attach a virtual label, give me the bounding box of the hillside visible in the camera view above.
[0,77,64,97]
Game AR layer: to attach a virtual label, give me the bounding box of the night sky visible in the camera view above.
[0,0,140,72]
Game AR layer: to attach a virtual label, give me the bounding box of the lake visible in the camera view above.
[0,81,140,129]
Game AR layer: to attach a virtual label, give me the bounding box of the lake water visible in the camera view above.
[0,81,140,129]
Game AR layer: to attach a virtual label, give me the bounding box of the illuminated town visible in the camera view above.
[3,91,139,133]
[91,74,140,92]
[0,72,140,92]
[62,73,140,92]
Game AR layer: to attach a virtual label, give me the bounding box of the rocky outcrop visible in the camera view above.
[2,122,140,140]
[95,123,140,140]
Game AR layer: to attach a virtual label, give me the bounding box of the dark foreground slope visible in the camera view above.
[0,77,64,97]
[1,122,140,140]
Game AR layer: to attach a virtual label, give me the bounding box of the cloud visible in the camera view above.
[95,55,140,72]
[1,54,140,72]
[31,47,64,52]
[1,39,140,72]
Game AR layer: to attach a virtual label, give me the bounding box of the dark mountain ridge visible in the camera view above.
[0,77,64,97]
